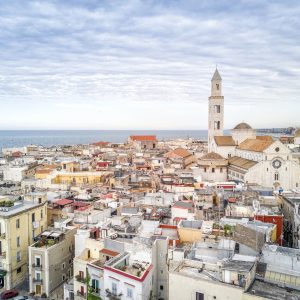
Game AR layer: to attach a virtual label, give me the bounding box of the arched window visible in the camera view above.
[274,173,279,181]
[216,83,219,90]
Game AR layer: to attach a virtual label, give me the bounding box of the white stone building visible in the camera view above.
[206,69,300,190]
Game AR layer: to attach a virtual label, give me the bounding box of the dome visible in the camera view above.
[233,122,252,130]
[294,128,300,137]
[201,152,224,160]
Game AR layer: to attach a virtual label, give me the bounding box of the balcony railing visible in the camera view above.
[76,290,86,298]
[105,288,123,300]
[75,274,86,283]
[33,278,43,284]
[32,263,42,269]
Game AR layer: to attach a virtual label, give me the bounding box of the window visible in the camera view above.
[204,167,207,172]
[216,83,219,90]
[16,219,20,229]
[275,147,280,152]
[112,282,117,294]
[17,267,22,273]
[275,173,279,181]
[212,168,215,173]
[38,197,42,204]
[196,292,204,300]
[214,121,220,130]
[35,257,41,267]
[17,251,21,262]
[41,210,43,219]
[214,105,221,113]
[127,287,133,298]
[62,275,65,281]
[62,263,65,270]
[32,213,35,222]
[17,236,20,247]
[160,285,164,291]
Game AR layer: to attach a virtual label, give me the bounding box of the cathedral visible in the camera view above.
[204,69,300,190]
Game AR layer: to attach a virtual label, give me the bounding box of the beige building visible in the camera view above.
[29,224,77,297]
[0,194,47,291]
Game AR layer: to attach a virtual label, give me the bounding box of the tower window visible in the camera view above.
[216,83,219,90]
[214,105,221,113]
[214,121,220,130]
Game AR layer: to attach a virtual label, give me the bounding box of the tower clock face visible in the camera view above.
[272,159,282,169]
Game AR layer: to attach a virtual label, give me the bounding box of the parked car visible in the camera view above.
[0,290,19,299]
[13,296,29,300]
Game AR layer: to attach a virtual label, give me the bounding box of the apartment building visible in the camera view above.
[0,194,47,291]
[28,224,77,297]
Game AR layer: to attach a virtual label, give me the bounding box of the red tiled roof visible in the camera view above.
[54,199,73,206]
[130,135,157,141]
[100,248,119,257]
[72,201,90,207]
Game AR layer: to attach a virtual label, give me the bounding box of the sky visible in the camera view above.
[0,0,300,130]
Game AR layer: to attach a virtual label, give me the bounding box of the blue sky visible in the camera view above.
[0,0,300,130]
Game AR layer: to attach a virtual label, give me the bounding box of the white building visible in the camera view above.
[207,69,300,190]
[208,69,224,152]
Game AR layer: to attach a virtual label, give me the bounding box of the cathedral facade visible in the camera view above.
[206,69,300,190]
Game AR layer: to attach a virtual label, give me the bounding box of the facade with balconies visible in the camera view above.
[29,224,76,298]
[0,195,47,292]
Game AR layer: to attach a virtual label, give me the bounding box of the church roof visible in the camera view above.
[294,129,300,137]
[233,122,252,130]
[201,152,224,160]
[228,156,258,170]
[256,135,273,141]
[237,138,274,152]
[212,68,222,81]
[214,136,236,146]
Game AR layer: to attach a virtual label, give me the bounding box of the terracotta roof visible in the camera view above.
[36,169,52,174]
[99,248,119,257]
[237,138,274,152]
[233,122,252,130]
[91,141,110,147]
[201,152,224,160]
[214,136,236,146]
[228,156,258,170]
[54,198,74,206]
[165,148,191,158]
[256,136,273,141]
[130,135,157,141]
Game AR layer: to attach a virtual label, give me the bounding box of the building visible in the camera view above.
[0,196,47,291]
[29,224,77,297]
[208,69,224,152]
[207,69,300,190]
[128,136,157,151]
[104,252,153,300]
[198,152,228,182]
[164,148,196,169]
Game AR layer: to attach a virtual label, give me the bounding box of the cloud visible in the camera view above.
[0,0,300,129]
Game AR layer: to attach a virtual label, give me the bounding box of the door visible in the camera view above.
[36,285,41,295]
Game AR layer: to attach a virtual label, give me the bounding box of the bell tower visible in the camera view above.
[208,68,224,152]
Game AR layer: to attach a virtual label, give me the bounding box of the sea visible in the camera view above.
[0,130,214,150]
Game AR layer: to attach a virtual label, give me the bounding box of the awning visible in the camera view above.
[0,270,7,277]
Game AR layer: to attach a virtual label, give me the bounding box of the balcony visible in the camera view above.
[75,274,86,283]
[0,252,6,258]
[32,263,42,270]
[33,278,43,284]
[0,233,6,239]
[105,289,122,300]
[76,290,86,298]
